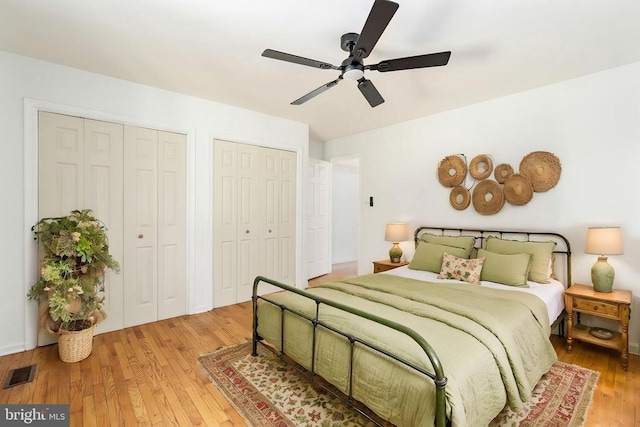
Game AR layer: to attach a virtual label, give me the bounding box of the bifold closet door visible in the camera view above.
[123,126,187,327]
[261,147,296,285]
[38,112,124,343]
[213,140,239,307]
[213,141,296,307]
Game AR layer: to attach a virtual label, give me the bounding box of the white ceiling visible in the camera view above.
[2,0,640,142]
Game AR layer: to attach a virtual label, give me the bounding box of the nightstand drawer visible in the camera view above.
[573,298,619,317]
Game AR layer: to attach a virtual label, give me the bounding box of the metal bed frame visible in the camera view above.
[252,227,572,427]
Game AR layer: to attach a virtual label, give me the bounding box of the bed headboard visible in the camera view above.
[414,226,572,287]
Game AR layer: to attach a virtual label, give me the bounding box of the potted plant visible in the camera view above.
[28,209,119,362]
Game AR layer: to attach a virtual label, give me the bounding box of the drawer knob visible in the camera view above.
[593,306,598,311]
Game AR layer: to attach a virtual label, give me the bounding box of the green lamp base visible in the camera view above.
[389,243,403,263]
[591,255,614,292]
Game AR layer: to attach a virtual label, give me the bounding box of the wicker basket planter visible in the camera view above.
[57,324,96,363]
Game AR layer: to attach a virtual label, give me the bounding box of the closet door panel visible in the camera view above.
[37,112,85,346]
[157,131,187,320]
[38,112,84,218]
[83,119,124,333]
[278,150,297,284]
[261,148,280,281]
[236,144,261,302]
[213,140,238,307]
[124,126,158,327]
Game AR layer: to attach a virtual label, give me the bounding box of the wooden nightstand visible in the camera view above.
[373,259,409,273]
[565,283,632,370]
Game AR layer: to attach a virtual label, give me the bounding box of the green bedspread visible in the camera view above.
[256,273,558,427]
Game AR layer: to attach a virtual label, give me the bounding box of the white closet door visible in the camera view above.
[157,131,187,320]
[278,150,297,284]
[37,112,84,346]
[261,148,280,280]
[306,159,331,279]
[213,140,238,307]
[38,112,84,218]
[83,119,124,333]
[123,125,158,327]
[38,113,125,339]
[236,143,262,302]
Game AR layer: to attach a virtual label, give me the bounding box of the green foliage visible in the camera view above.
[28,209,120,330]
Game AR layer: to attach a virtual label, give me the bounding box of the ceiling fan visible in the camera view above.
[262,0,451,108]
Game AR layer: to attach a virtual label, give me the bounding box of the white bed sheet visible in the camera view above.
[381,265,565,326]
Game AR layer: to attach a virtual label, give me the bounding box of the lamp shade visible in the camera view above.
[585,227,623,255]
[385,223,409,243]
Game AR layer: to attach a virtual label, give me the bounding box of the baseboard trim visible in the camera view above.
[630,342,639,356]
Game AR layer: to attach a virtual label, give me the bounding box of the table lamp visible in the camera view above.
[585,226,623,292]
[385,223,409,263]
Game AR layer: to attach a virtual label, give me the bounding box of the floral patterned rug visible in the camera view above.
[199,342,599,427]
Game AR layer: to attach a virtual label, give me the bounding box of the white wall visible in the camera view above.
[308,139,324,160]
[0,51,309,356]
[325,61,640,353]
[331,163,359,263]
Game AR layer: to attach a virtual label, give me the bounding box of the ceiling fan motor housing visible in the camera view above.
[340,32,360,52]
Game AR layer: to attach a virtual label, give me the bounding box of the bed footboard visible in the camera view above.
[252,275,448,427]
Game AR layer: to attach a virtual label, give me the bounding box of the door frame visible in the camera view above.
[23,98,196,351]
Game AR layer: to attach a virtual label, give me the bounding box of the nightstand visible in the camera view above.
[373,259,409,273]
[565,283,632,370]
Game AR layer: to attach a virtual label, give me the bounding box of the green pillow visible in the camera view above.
[419,233,476,257]
[409,242,469,273]
[478,249,531,287]
[484,237,556,283]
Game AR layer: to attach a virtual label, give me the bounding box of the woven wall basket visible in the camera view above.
[472,179,504,215]
[503,173,533,205]
[519,151,561,192]
[469,154,493,180]
[449,186,470,210]
[494,163,514,184]
[437,155,467,187]
[57,325,95,363]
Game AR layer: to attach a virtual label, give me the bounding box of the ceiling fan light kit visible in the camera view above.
[262,0,451,107]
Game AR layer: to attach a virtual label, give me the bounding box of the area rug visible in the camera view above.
[199,342,599,427]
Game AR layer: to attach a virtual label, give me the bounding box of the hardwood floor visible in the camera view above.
[1,262,637,426]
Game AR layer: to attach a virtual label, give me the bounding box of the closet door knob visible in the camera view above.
[245,230,250,234]
[138,234,144,239]
[268,229,272,233]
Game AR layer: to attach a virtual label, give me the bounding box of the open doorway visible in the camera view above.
[331,156,360,274]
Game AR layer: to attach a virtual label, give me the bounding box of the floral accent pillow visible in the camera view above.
[437,252,485,285]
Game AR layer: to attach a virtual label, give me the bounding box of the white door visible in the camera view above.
[83,119,124,333]
[213,140,238,307]
[38,112,124,341]
[306,158,331,279]
[157,131,187,320]
[236,143,261,302]
[38,112,84,346]
[213,141,297,307]
[123,125,158,327]
[277,150,297,285]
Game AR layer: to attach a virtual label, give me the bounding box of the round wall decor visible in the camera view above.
[494,163,514,184]
[437,155,467,187]
[519,151,561,192]
[472,179,504,215]
[503,174,533,205]
[449,186,470,210]
[469,154,493,180]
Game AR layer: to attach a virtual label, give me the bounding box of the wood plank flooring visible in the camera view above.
[1,262,637,426]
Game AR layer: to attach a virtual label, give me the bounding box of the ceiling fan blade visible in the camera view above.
[291,77,343,105]
[357,78,385,107]
[368,51,451,72]
[262,49,339,70]
[352,0,399,59]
